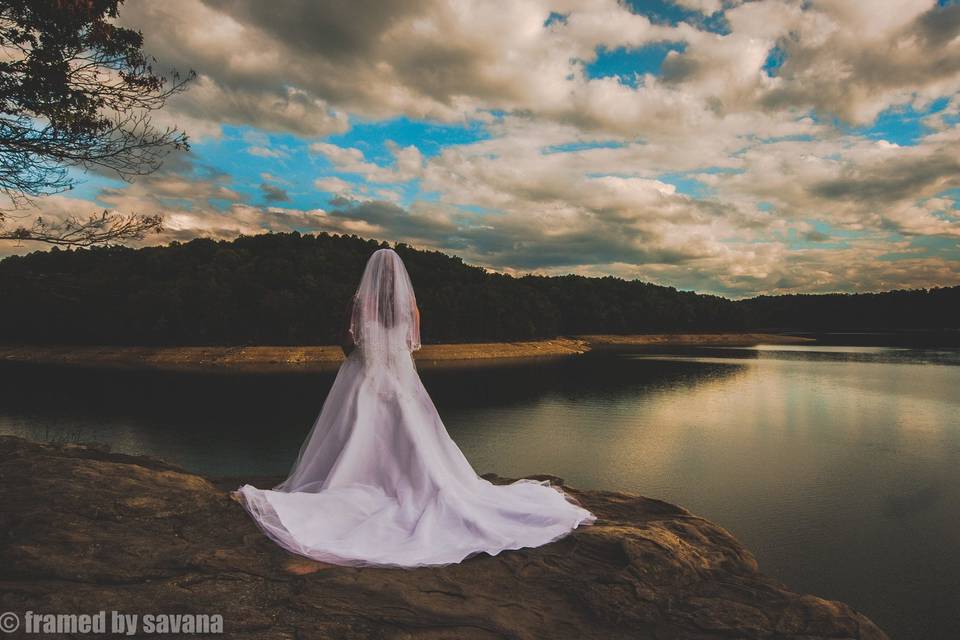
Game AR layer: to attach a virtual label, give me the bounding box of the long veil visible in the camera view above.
[349,248,421,358]
[237,247,595,566]
[272,248,420,492]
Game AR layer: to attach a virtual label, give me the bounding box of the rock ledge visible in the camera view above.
[0,436,887,639]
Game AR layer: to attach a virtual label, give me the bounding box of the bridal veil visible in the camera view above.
[236,248,595,567]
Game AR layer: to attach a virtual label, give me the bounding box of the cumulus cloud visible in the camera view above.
[313,176,355,196]
[672,0,724,15]
[118,0,960,140]
[703,131,960,238]
[247,146,286,159]
[757,1,960,123]
[119,0,694,135]
[310,142,425,190]
[7,0,957,297]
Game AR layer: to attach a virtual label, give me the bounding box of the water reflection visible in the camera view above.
[0,345,958,638]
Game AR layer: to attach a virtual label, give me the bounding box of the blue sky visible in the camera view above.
[7,0,959,298]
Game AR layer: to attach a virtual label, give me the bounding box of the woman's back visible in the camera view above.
[235,247,594,568]
[349,248,421,365]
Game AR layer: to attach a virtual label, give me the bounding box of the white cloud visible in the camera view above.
[672,0,724,15]
[313,177,353,194]
[118,0,960,140]
[246,146,286,158]
[310,142,423,184]
[8,0,955,296]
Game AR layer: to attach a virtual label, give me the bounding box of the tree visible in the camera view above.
[3,209,162,246]
[0,0,193,245]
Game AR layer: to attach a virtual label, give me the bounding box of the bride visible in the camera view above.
[235,248,595,567]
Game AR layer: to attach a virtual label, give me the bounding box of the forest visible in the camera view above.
[0,232,957,345]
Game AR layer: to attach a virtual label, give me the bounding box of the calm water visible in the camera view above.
[1,344,958,639]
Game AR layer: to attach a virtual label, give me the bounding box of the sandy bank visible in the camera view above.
[578,332,813,347]
[0,333,812,373]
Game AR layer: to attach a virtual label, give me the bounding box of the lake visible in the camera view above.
[1,343,958,639]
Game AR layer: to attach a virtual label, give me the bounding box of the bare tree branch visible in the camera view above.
[0,209,162,246]
[0,0,193,245]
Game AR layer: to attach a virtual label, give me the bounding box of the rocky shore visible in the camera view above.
[0,333,811,373]
[0,436,885,639]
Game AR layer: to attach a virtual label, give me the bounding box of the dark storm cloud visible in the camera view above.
[326,196,727,271]
[260,183,290,202]
[916,3,960,48]
[200,0,434,61]
[328,199,457,240]
[200,0,528,107]
[801,229,830,242]
[810,155,960,203]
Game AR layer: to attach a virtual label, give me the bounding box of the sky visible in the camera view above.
[4,0,960,297]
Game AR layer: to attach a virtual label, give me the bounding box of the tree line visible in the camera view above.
[0,232,956,346]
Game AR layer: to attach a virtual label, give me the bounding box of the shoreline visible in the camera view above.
[0,435,888,639]
[0,333,813,374]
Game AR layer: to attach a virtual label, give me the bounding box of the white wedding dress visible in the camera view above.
[236,248,595,567]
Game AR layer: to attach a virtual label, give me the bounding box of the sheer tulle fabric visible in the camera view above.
[348,246,421,357]
[236,248,595,567]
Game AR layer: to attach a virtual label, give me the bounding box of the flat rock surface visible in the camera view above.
[0,436,887,639]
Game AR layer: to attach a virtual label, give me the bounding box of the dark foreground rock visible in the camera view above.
[0,436,887,639]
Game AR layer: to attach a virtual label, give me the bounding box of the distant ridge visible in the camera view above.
[0,232,957,346]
